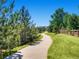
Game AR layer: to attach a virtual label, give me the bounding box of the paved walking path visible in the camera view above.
[5,34,52,59]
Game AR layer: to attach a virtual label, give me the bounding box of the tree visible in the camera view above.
[37,26,48,33]
[49,8,65,33]
[19,6,38,44]
[63,13,72,30]
[0,0,16,58]
[71,14,79,29]
[0,0,38,58]
[63,13,79,30]
[49,8,79,33]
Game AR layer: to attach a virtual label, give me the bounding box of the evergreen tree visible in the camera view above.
[49,8,65,33]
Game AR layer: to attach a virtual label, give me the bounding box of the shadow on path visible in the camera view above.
[4,40,42,59]
[29,40,42,46]
[4,52,23,59]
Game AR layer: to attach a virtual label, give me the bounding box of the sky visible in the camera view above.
[11,0,79,26]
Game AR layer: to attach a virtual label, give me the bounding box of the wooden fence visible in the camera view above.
[60,30,79,37]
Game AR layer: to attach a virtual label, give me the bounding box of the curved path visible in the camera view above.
[5,34,52,59]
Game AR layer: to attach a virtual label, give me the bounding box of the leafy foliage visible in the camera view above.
[49,8,65,33]
[49,8,79,33]
[0,0,38,58]
[37,26,48,33]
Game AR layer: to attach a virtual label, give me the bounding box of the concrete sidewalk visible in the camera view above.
[5,34,52,59]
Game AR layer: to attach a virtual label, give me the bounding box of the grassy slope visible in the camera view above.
[47,33,79,59]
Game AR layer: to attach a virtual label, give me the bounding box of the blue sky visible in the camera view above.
[13,0,79,26]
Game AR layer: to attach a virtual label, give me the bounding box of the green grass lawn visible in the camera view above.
[47,33,79,59]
